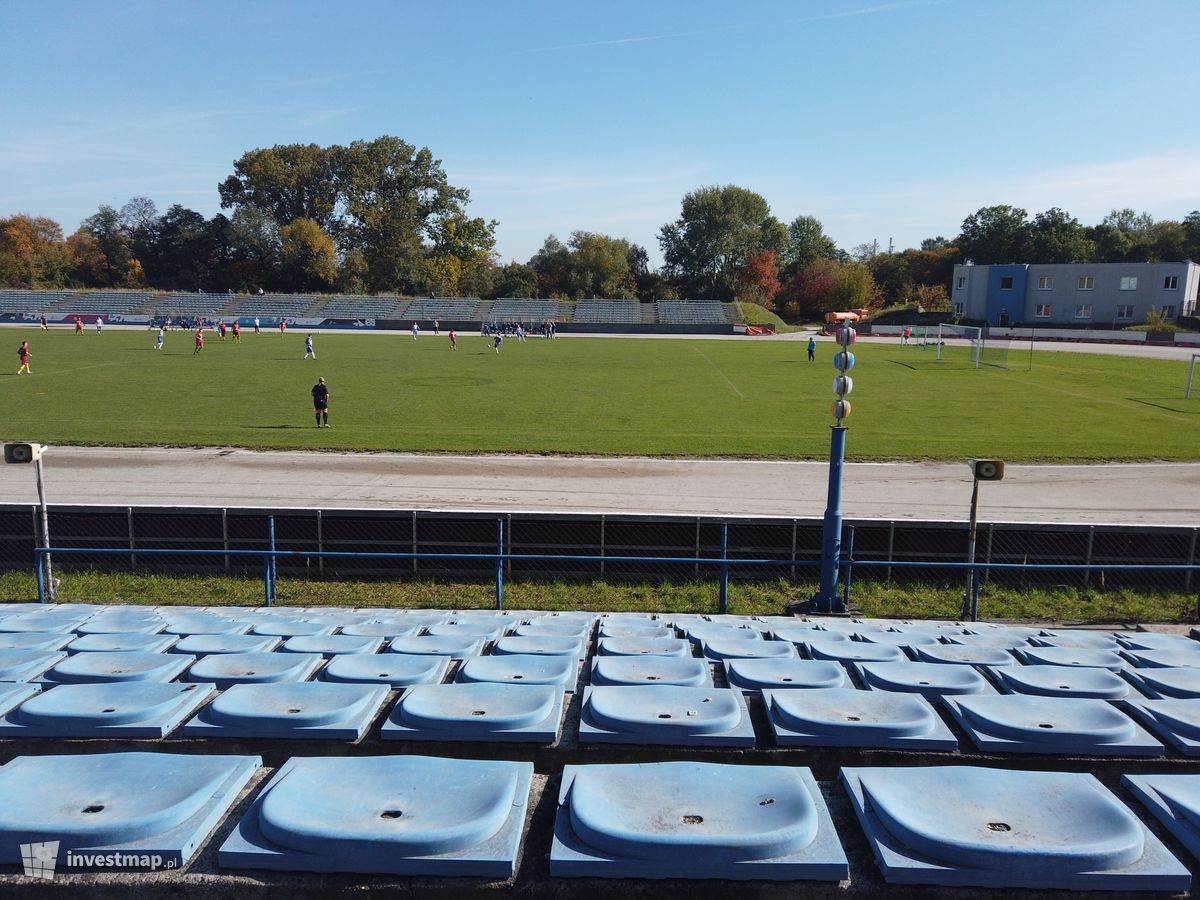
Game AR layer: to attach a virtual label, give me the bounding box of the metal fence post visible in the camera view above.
[1083,525,1095,589]
[718,522,729,615]
[127,507,136,569]
[266,515,277,607]
[34,550,45,604]
[495,517,504,610]
[1186,527,1196,594]
[317,509,324,577]
[842,525,855,610]
[222,508,229,572]
[886,521,894,583]
[599,515,606,578]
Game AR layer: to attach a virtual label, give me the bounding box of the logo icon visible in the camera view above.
[20,840,59,879]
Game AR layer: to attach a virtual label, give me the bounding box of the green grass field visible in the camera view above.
[6,326,1198,460]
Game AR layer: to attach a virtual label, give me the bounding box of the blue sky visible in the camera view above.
[2,0,1198,265]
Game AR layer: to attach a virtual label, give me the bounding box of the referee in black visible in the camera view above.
[311,377,330,428]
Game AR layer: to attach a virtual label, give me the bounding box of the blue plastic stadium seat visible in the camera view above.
[426,620,508,642]
[219,755,533,876]
[0,682,215,738]
[514,619,593,639]
[386,634,484,658]
[805,638,906,664]
[1121,699,1200,756]
[854,661,995,699]
[279,634,384,658]
[185,652,322,689]
[43,651,195,684]
[579,685,754,747]
[0,631,74,651]
[942,631,1036,651]
[683,624,762,646]
[551,761,846,880]
[160,614,250,636]
[0,683,39,716]
[66,632,178,654]
[943,694,1162,756]
[183,682,389,741]
[1123,774,1200,865]
[338,621,419,639]
[723,658,848,692]
[842,765,1189,890]
[914,643,1015,666]
[0,612,91,633]
[595,636,692,657]
[590,656,712,687]
[763,687,956,750]
[1115,632,1199,651]
[855,631,941,648]
[171,634,282,655]
[0,649,66,682]
[767,622,828,646]
[990,663,1132,699]
[702,636,796,662]
[383,682,565,744]
[491,634,585,659]
[457,653,578,690]
[0,752,259,871]
[1030,629,1120,649]
[1121,647,1200,668]
[76,616,166,635]
[249,619,335,638]
[598,621,673,639]
[1014,646,1127,670]
[321,653,450,688]
[1124,666,1200,699]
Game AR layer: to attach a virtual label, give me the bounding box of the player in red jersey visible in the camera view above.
[193,328,204,355]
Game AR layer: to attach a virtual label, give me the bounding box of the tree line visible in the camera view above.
[2,134,1198,321]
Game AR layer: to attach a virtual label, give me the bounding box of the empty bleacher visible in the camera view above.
[488,298,562,322]
[320,296,407,319]
[149,293,238,318]
[0,289,77,313]
[62,291,155,315]
[402,297,482,320]
[572,299,642,324]
[233,294,322,318]
[655,300,728,324]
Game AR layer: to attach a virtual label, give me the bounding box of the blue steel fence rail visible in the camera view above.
[30,518,1200,619]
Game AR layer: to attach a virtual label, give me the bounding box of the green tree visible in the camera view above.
[1028,208,1094,263]
[1090,208,1156,262]
[568,231,637,298]
[492,262,539,299]
[0,214,72,288]
[147,205,212,290]
[219,143,338,229]
[956,205,1032,264]
[659,185,786,300]
[779,215,841,278]
[529,235,572,298]
[280,218,337,292]
[868,253,911,306]
[79,205,133,286]
[228,206,282,291]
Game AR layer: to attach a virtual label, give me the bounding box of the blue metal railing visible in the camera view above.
[30,515,1200,617]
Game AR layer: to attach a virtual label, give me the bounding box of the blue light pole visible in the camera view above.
[809,324,856,613]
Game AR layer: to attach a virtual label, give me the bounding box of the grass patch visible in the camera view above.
[2,570,1193,624]
[734,302,806,334]
[6,327,1198,460]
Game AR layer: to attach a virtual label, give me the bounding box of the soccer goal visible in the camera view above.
[936,323,1011,369]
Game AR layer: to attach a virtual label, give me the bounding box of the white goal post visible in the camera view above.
[936,323,983,368]
[1187,353,1200,399]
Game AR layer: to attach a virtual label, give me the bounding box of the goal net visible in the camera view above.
[936,323,1011,369]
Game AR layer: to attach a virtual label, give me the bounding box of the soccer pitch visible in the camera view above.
[5,327,1198,461]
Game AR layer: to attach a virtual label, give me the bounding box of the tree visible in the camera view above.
[567,231,637,298]
[219,143,338,229]
[659,185,786,300]
[1090,208,1156,262]
[423,255,462,296]
[956,205,1032,264]
[279,219,337,292]
[868,253,912,306]
[148,205,212,290]
[778,258,839,321]
[1183,211,1200,262]
[0,215,72,288]
[1028,208,1094,263]
[79,205,133,286]
[492,262,538,299]
[914,283,950,312]
[779,215,841,278]
[902,244,959,294]
[737,249,781,309]
[228,206,282,291]
[529,235,571,298]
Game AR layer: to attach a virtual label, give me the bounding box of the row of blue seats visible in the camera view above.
[1,672,1199,754]
[0,750,1195,888]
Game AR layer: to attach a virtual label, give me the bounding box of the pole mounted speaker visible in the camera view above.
[970,459,1004,481]
[3,443,44,464]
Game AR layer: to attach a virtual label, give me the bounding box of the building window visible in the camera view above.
[1163,305,1177,318]
[956,276,966,290]
[1037,275,1053,290]
[954,302,965,317]
[1035,304,1052,318]
[1115,304,1134,320]
[1119,276,1138,290]
[1074,304,1092,319]
[999,276,1014,290]
[1164,275,1179,290]
[1077,275,1094,290]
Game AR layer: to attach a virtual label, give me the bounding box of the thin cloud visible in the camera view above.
[530,0,935,52]
[298,107,360,126]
